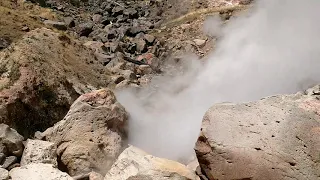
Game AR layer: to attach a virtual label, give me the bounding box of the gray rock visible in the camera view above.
[123,8,138,19]
[9,163,72,180]
[0,38,10,50]
[134,38,147,53]
[77,23,94,37]
[64,17,75,28]
[20,139,57,167]
[144,34,155,45]
[122,70,137,81]
[43,89,128,176]
[0,153,5,163]
[0,168,8,180]
[44,20,67,31]
[104,146,200,180]
[92,14,102,23]
[196,92,320,180]
[0,124,24,157]
[1,156,17,169]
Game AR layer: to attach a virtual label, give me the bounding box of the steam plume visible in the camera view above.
[116,0,320,162]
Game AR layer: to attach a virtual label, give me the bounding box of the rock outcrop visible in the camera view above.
[0,28,111,137]
[105,145,200,180]
[195,89,320,180]
[20,139,57,167]
[9,163,73,180]
[43,88,128,176]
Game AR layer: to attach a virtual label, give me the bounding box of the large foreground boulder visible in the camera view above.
[9,163,72,180]
[0,28,111,137]
[195,89,320,180]
[43,88,128,176]
[105,145,200,180]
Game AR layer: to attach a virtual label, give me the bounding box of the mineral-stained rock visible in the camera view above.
[43,88,128,176]
[104,146,200,180]
[0,28,111,137]
[9,163,73,180]
[20,139,57,167]
[0,124,24,157]
[195,90,320,180]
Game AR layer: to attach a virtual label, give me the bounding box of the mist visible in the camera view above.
[116,0,320,163]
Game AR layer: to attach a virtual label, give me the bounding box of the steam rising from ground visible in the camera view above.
[117,0,320,162]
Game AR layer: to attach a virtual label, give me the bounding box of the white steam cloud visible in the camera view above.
[116,0,320,163]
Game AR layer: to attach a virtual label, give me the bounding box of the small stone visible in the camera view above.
[123,8,138,19]
[21,26,30,32]
[64,17,75,28]
[112,6,124,16]
[134,38,147,53]
[0,38,10,50]
[89,171,104,180]
[137,65,152,75]
[122,70,137,81]
[0,168,9,180]
[193,39,206,47]
[102,42,120,53]
[44,20,67,31]
[94,52,113,66]
[77,23,94,37]
[112,76,125,84]
[144,34,155,44]
[92,14,102,23]
[1,156,17,169]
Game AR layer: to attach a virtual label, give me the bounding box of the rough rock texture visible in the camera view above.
[0,124,24,157]
[20,139,57,167]
[9,163,72,180]
[43,88,128,176]
[104,146,200,180]
[195,89,320,180]
[0,28,111,137]
[0,167,9,180]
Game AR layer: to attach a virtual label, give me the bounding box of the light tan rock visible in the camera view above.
[104,146,200,180]
[195,90,320,180]
[9,163,72,180]
[20,139,57,167]
[43,88,128,176]
[0,168,9,180]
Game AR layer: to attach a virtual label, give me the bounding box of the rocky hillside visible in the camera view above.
[1,0,319,180]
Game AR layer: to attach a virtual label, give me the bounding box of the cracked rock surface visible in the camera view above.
[195,88,320,180]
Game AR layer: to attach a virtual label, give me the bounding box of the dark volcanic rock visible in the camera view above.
[44,20,67,31]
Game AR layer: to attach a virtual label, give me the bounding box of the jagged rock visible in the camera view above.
[77,23,94,37]
[92,14,103,23]
[43,89,128,176]
[134,38,147,53]
[193,39,206,47]
[122,70,137,81]
[20,139,57,167]
[64,17,75,28]
[123,8,138,19]
[0,38,10,50]
[44,20,67,31]
[144,34,155,45]
[1,156,17,169]
[195,91,320,180]
[0,124,24,157]
[0,168,8,180]
[104,146,200,180]
[137,65,152,75]
[9,163,72,180]
[0,28,110,137]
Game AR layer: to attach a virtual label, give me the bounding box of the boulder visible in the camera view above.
[1,156,17,169]
[9,163,72,180]
[20,139,57,167]
[104,146,200,180]
[195,91,320,180]
[0,168,8,180]
[44,20,67,31]
[0,124,24,157]
[43,88,128,176]
[0,28,110,137]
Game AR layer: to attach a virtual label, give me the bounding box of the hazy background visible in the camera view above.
[117,0,320,163]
